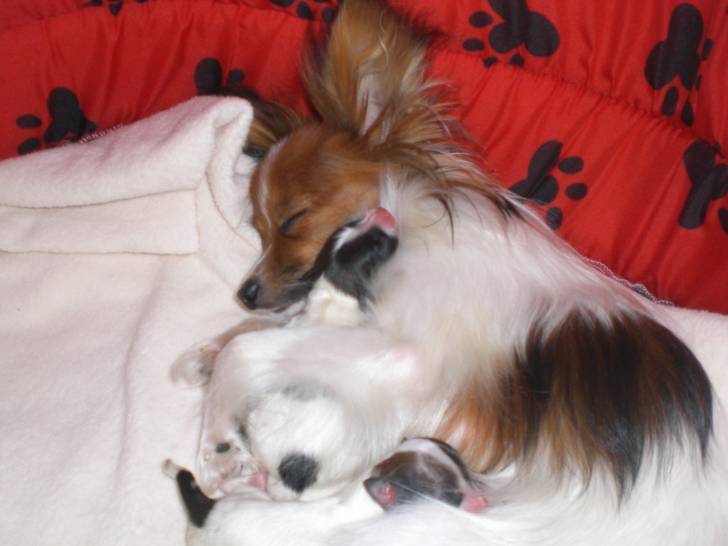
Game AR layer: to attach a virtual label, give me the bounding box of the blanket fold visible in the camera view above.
[0,97,259,546]
[0,97,256,260]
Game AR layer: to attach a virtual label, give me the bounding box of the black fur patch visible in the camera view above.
[515,310,713,494]
[323,226,398,302]
[175,469,216,528]
[278,453,319,493]
[365,451,464,509]
[426,438,473,484]
[282,222,398,308]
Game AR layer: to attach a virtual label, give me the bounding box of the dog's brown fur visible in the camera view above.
[241,0,507,309]
[437,310,712,494]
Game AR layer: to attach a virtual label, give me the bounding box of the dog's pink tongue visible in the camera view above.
[365,207,396,232]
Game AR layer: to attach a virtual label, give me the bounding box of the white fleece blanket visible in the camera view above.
[0,97,261,546]
[0,96,727,546]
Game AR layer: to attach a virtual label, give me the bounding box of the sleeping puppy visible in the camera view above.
[164,438,488,546]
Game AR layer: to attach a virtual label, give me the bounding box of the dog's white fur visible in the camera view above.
[165,455,382,546]
[197,324,419,500]
[183,480,380,546]
[166,438,488,546]
[189,176,728,545]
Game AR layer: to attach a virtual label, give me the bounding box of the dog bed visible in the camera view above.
[0,0,726,312]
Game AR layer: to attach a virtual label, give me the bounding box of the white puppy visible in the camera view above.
[165,438,488,546]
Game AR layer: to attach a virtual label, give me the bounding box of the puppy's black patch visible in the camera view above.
[283,221,398,309]
[426,438,473,484]
[175,469,216,528]
[365,451,464,510]
[238,424,249,444]
[324,227,398,302]
[278,453,319,493]
[282,383,323,401]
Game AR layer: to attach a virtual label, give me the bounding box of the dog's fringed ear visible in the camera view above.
[209,84,302,162]
[303,0,434,144]
[245,99,302,161]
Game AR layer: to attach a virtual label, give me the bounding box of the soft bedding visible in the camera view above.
[0,97,259,546]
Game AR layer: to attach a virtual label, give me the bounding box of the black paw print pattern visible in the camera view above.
[463,0,559,68]
[644,3,713,127]
[16,87,97,155]
[270,0,338,23]
[679,140,728,234]
[509,140,588,229]
[83,0,147,16]
[194,58,255,98]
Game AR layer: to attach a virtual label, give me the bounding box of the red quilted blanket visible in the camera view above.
[1,0,726,312]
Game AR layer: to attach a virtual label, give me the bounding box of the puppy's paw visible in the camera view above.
[197,432,245,494]
[171,342,220,386]
[171,317,284,387]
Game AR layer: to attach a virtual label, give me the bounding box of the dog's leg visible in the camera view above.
[171,316,283,386]
[163,460,218,527]
[195,383,260,496]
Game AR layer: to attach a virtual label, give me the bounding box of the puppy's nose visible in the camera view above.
[238,279,260,309]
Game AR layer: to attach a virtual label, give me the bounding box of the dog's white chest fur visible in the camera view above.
[186,483,381,546]
[293,278,362,327]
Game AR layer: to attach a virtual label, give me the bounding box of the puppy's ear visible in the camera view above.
[304,0,434,143]
[245,98,302,161]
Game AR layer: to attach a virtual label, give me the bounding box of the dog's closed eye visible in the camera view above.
[279,209,308,237]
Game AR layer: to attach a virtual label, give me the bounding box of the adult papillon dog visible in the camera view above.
[187,0,728,543]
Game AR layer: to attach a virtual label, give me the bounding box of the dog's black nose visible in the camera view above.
[238,279,260,309]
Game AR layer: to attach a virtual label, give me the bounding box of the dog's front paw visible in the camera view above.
[171,317,284,387]
[171,341,221,386]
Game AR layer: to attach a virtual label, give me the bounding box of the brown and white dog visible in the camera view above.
[194,0,728,543]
